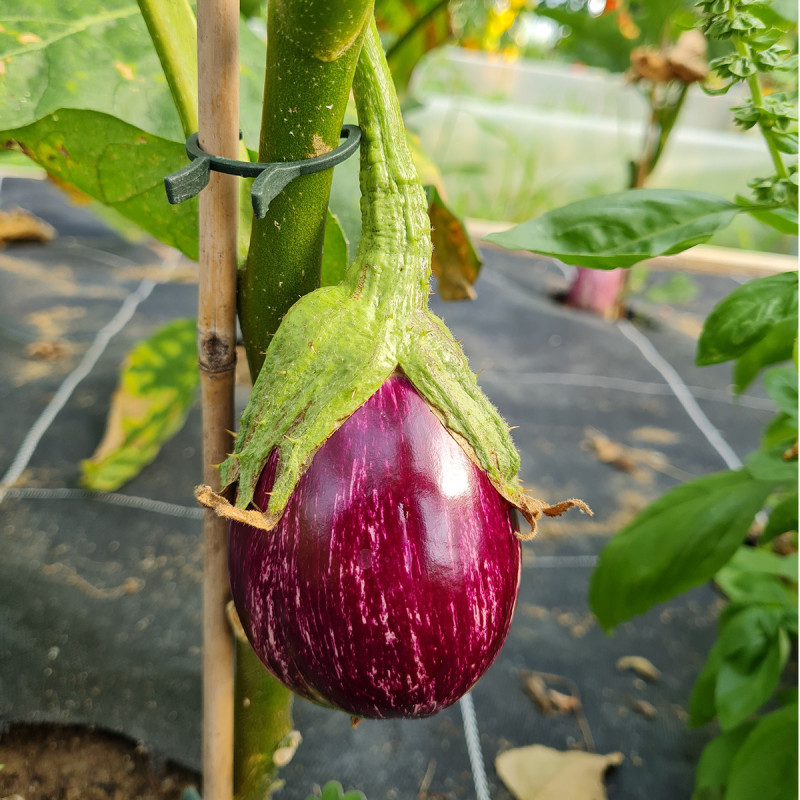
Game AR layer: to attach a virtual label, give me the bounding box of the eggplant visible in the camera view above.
[229,373,521,718]
[197,20,588,718]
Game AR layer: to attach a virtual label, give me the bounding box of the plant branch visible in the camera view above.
[137,0,199,136]
[732,34,788,179]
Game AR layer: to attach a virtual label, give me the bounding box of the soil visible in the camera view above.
[0,723,199,800]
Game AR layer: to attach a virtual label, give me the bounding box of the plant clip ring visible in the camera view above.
[164,124,361,219]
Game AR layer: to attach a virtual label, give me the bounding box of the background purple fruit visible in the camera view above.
[229,373,521,719]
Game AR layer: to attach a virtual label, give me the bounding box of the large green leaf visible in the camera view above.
[484,190,743,270]
[0,1,266,144]
[691,721,756,800]
[725,704,798,800]
[81,318,199,492]
[2,109,198,259]
[746,444,798,484]
[763,365,799,424]
[689,604,791,729]
[715,618,789,730]
[0,1,181,138]
[733,318,797,392]
[716,546,799,593]
[762,490,799,542]
[696,272,799,366]
[589,470,774,631]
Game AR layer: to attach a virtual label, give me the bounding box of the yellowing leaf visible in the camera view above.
[496,745,624,800]
[428,186,482,301]
[81,318,199,491]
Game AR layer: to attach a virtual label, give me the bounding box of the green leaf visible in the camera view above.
[0,0,267,144]
[717,546,798,587]
[320,210,349,287]
[696,272,799,366]
[745,203,798,234]
[306,782,366,800]
[763,365,798,424]
[762,491,798,542]
[690,603,790,729]
[733,318,796,392]
[484,190,743,270]
[690,637,726,727]
[2,109,198,260]
[725,704,798,800]
[746,444,798,484]
[762,411,797,449]
[589,470,773,631]
[716,622,789,729]
[81,318,199,491]
[0,0,182,138]
[692,721,757,800]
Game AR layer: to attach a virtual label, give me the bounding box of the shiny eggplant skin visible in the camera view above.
[228,374,521,719]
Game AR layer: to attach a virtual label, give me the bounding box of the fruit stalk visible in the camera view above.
[238,0,375,378]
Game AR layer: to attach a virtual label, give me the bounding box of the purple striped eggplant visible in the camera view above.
[228,373,521,718]
[197,21,587,718]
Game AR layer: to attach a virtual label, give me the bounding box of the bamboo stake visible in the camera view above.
[197,0,238,797]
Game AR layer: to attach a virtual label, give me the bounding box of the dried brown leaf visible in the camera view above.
[616,655,661,682]
[496,745,624,800]
[0,207,56,246]
[428,186,481,301]
[548,688,581,714]
[667,30,708,83]
[631,699,657,719]
[522,673,553,715]
[629,48,673,83]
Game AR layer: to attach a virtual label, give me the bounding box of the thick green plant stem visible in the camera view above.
[230,610,295,800]
[239,0,374,378]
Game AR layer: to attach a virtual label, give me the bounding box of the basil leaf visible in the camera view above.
[485,189,743,270]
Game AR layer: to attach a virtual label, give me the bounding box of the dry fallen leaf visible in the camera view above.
[25,339,71,361]
[631,699,657,719]
[617,656,661,682]
[0,207,56,247]
[496,745,624,800]
[522,673,553,715]
[581,428,689,482]
[548,688,581,714]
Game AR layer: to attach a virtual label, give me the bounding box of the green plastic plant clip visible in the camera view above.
[164,125,361,218]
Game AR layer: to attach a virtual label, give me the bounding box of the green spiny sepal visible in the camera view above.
[196,20,590,536]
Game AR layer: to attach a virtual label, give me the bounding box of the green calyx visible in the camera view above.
[197,19,589,536]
